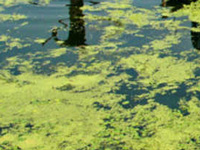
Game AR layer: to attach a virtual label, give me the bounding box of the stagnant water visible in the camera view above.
[1,0,200,149]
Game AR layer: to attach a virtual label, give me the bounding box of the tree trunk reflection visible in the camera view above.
[43,0,86,47]
[66,0,86,46]
[161,0,200,50]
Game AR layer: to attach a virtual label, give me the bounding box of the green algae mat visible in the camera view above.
[1,0,200,149]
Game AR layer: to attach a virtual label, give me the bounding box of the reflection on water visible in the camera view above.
[161,0,200,50]
[161,0,195,11]
[65,0,86,46]
[191,22,200,50]
[43,0,86,46]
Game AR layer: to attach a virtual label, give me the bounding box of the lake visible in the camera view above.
[1,0,200,149]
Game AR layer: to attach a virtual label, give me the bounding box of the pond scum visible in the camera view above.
[1,0,200,149]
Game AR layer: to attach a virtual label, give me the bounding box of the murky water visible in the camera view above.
[1,0,200,149]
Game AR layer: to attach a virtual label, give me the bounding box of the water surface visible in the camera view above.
[1,0,200,149]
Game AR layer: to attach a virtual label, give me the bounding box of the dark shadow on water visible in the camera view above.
[116,83,148,109]
[117,81,200,109]
[154,83,188,109]
[108,68,150,109]
[9,66,21,75]
[154,81,200,109]
[161,0,200,50]
[113,68,200,109]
